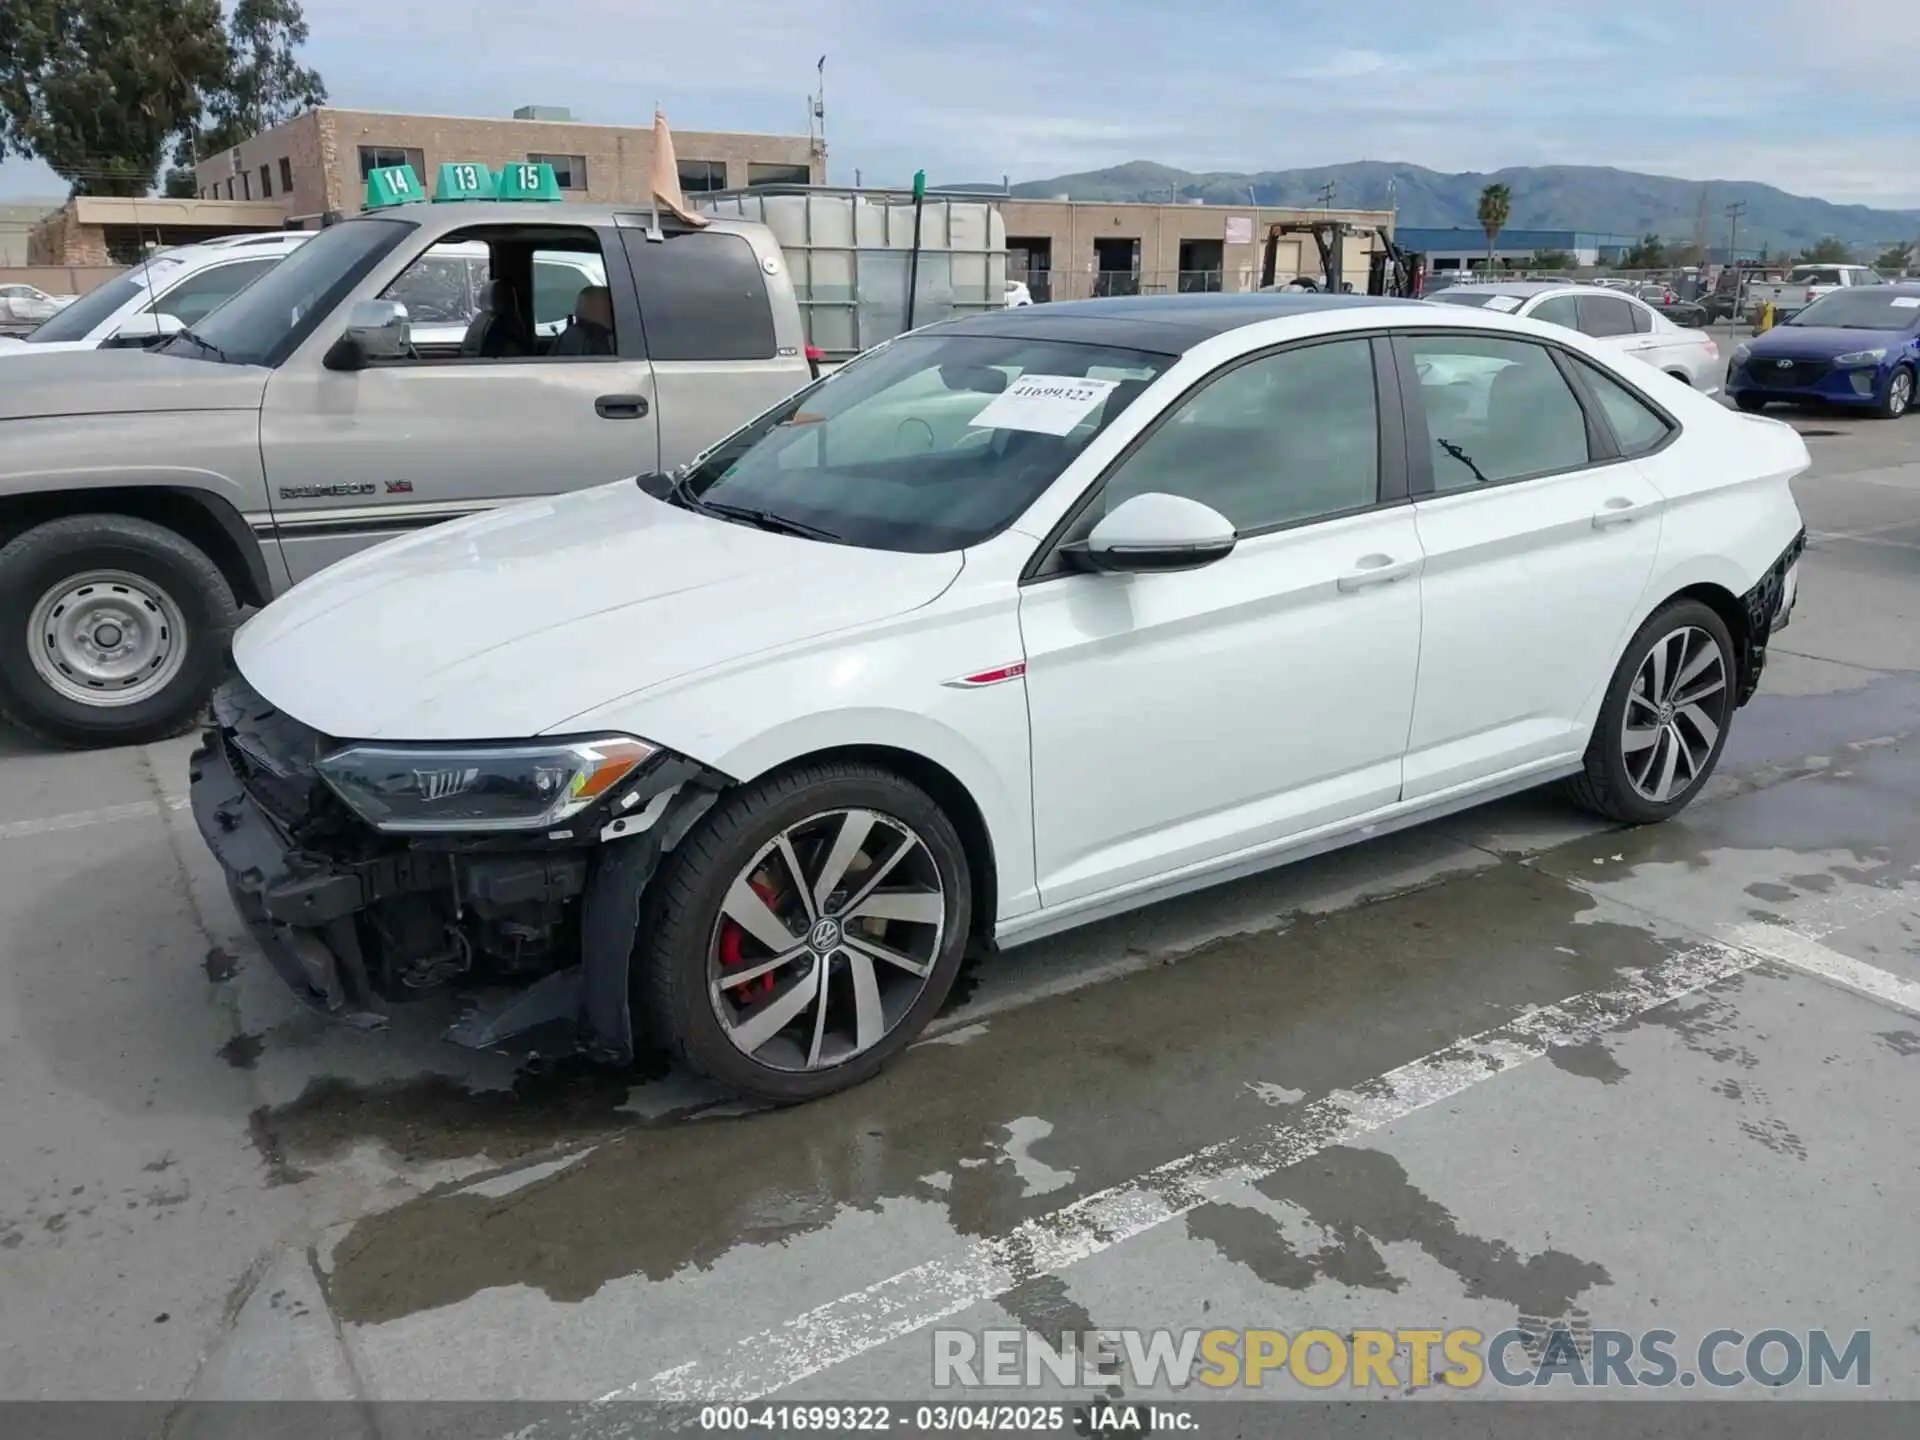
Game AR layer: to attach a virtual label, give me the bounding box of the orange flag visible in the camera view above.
[651,108,710,228]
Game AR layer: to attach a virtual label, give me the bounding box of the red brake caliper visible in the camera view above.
[718,874,783,997]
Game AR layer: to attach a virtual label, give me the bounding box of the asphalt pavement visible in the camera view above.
[1,396,1917,1426]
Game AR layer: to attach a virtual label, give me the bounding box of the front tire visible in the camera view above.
[636,761,972,1103]
[1566,599,1738,825]
[0,515,237,748]
[1875,365,1914,420]
[1733,393,1767,413]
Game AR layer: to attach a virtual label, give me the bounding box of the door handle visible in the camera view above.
[1592,497,1656,529]
[595,393,650,420]
[1336,554,1418,592]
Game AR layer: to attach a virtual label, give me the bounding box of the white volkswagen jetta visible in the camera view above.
[191,293,1807,1103]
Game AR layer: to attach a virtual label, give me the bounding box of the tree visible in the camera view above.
[1619,233,1669,270]
[1477,183,1511,266]
[0,0,228,195]
[1796,235,1852,264]
[179,0,327,166]
[1872,242,1911,273]
[1528,248,1575,270]
[161,166,199,198]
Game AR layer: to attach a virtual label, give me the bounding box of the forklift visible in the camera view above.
[1259,220,1424,298]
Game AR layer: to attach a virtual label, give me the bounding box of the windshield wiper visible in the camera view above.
[1436,437,1490,485]
[166,327,230,363]
[698,500,843,543]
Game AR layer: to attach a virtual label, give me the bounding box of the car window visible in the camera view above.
[679,333,1173,553]
[533,255,599,328]
[1629,302,1654,334]
[1529,295,1580,329]
[23,275,142,342]
[382,250,477,325]
[1576,295,1636,338]
[1573,359,1672,457]
[150,258,279,325]
[1405,334,1592,492]
[1096,339,1380,533]
[620,229,776,361]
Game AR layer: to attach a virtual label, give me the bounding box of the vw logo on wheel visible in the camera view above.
[807,917,844,953]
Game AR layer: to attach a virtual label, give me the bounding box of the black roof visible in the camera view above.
[930,292,1412,354]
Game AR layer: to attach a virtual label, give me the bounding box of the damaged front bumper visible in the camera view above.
[188,676,727,1061]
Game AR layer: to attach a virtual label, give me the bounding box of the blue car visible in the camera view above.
[1727,285,1920,419]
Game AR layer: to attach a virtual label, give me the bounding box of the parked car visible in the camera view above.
[0,233,309,355]
[1427,282,1721,392]
[190,292,1808,1103]
[1743,264,1886,322]
[1005,280,1034,308]
[0,201,812,748]
[1726,285,1920,419]
[0,283,76,333]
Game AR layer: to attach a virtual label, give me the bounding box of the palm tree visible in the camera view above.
[1477,183,1511,270]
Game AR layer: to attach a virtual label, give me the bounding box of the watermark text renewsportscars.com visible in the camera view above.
[932,1326,1872,1391]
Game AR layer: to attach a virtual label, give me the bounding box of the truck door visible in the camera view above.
[614,221,812,472]
[257,222,661,584]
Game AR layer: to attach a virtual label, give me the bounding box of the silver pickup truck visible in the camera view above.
[0,201,813,747]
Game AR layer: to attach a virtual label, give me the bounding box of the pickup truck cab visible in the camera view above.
[0,200,811,748]
[0,233,310,355]
[1745,264,1887,322]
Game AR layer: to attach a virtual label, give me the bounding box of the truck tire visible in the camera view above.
[635,760,972,1103]
[0,515,237,749]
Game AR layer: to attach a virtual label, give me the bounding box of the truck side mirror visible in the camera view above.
[104,312,184,350]
[324,299,411,371]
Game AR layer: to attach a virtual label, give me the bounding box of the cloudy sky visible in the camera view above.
[4,0,1917,207]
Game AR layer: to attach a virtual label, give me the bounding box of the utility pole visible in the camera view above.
[1315,180,1336,210]
[1725,200,1749,317]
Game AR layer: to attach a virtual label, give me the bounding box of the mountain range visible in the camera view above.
[944,162,1920,257]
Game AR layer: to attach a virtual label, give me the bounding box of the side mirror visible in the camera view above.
[104,312,184,349]
[1064,492,1237,574]
[324,299,411,371]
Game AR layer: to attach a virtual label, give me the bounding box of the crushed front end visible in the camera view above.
[189,673,726,1060]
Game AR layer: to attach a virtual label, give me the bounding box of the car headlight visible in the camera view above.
[1834,348,1887,366]
[317,735,657,833]
[1731,344,1751,365]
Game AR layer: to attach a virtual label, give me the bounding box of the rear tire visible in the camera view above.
[1566,599,1738,825]
[635,761,972,1103]
[0,515,236,749]
[1734,393,1767,413]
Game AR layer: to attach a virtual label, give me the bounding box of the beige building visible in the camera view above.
[998,198,1397,299]
[26,195,291,266]
[191,105,823,221]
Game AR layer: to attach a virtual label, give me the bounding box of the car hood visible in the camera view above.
[0,348,268,419]
[234,481,965,742]
[0,337,91,356]
[1751,326,1908,358]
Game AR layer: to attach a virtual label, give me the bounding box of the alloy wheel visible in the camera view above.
[707,807,947,1072]
[27,569,189,708]
[1890,370,1913,418]
[1621,625,1728,803]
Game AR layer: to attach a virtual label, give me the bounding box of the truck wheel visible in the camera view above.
[635,760,972,1103]
[1875,366,1913,420]
[0,515,237,749]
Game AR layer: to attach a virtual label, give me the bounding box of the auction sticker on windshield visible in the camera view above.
[1484,295,1524,312]
[1892,297,1920,309]
[971,374,1120,436]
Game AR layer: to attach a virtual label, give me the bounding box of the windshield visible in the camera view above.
[676,332,1174,553]
[1788,291,1920,331]
[24,274,144,342]
[171,219,414,366]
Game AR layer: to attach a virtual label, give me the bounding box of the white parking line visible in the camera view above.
[618,938,1762,1403]
[1729,922,1920,1020]
[0,796,188,842]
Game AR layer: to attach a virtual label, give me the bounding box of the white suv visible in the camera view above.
[0,233,310,356]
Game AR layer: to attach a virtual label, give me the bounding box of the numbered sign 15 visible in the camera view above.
[498,162,563,202]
